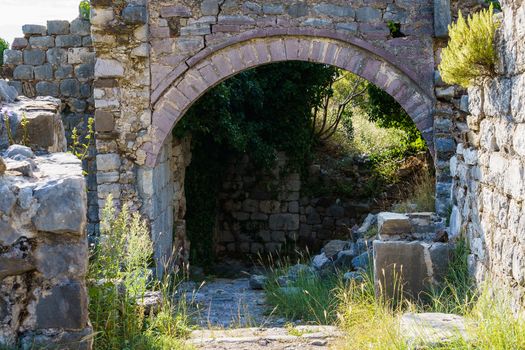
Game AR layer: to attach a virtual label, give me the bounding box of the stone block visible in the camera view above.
[75,63,94,81]
[33,176,87,234]
[0,80,18,103]
[13,65,33,80]
[34,242,88,279]
[0,184,17,214]
[91,8,114,27]
[122,5,147,24]
[55,64,73,79]
[34,64,53,80]
[96,153,120,171]
[3,50,23,65]
[373,241,451,300]
[67,47,90,64]
[80,82,92,97]
[352,251,370,271]
[55,34,82,48]
[288,3,308,17]
[82,36,92,47]
[160,5,192,18]
[22,24,47,36]
[434,0,451,37]
[11,37,28,50]
[95,58,124,77]
[263,4,284,15]
[201,0,221,15]
[23,49,45,65]
[0,255,35,280]
[322,240,349,259]
[47,48,68,65]
[400,313,467,347]
[70,18,91,36]
[313,4,355,17]
[35,81,59,96]
[35,282,88,330]
[47,20,70,35]
[356,7,382,22]
[377,212,412,237]
[94,110,115,132]
[29,36,54,49]
[60,79,80,97]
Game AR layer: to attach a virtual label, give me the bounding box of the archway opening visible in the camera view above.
[167,61,435,277]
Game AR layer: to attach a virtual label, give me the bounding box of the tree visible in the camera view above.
[312,71,367,141]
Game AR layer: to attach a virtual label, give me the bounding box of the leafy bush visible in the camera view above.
[439,5,500,88]
[79,0,91,20]
[0,38,9,67]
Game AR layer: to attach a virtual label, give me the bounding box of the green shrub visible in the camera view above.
[79,0,91,20]
[89,196,191,350]
[0,38,9,66]
[439,5,500,88]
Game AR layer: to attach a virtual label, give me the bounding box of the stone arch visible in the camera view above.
[143,30,435,167]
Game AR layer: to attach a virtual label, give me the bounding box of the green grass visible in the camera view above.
[336,240,525,349]
[391,170,436,213]
[263,264,341,324]
[263,241,525,350]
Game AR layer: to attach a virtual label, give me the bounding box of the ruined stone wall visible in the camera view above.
[215,153,302,256]
[450,0,525,309]
[0,99,90,348]
[2,17,94,139]
[215,154,368,258]
[2,16,99,236]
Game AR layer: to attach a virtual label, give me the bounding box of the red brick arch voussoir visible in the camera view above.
[144,29,435,167]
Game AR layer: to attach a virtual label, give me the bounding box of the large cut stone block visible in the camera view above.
[377,212,412,238]
[35,282,88,330]
[32,176,87,235]
[434,0,451,38]
[373,241,451,301]
[0,97,67,152]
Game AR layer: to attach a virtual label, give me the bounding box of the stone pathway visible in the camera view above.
[188,326,342,350]
[179,277,282,328]
[178,277,342,349]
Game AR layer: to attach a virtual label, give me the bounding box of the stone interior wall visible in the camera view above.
[450,0,525,309]
[171,136,192,267]
[137,133,175,275]
[2,15,99,236]
[0,98,90,348]
[214,154,366,258]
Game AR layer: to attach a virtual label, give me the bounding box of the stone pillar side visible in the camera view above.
[90,0,153,224]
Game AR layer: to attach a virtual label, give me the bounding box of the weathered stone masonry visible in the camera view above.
[450,0,525,309]
[2,16,99,236]
[0,97,90,349]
